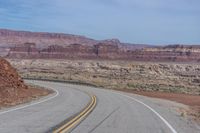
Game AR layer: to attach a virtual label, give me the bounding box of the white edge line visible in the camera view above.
[114,92,177,133]
[0,80,177,133]
[0,85,59,115]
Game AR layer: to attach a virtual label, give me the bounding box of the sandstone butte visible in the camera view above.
[0,28,200,62]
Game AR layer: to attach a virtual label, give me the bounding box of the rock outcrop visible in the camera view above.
[0,58,49,107]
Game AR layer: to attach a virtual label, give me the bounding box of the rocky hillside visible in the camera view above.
[0,58,50,108]
[0,29,200,62]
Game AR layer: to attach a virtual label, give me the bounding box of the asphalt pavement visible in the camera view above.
[0,80,199,133]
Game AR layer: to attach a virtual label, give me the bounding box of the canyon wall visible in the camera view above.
[0,29,200,62]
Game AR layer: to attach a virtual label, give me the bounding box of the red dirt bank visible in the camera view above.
[0,58,50,108]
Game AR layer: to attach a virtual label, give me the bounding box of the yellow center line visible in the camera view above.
[53,94,97,133]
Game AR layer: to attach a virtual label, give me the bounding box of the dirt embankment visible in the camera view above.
[0,58,51,108]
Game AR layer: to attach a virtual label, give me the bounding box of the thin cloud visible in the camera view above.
[0,0,199,44]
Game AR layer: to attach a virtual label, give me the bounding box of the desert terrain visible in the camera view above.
[1,0,200,132]
[0,29,200,132]
[0,28,200,131]
[9,59,200,95]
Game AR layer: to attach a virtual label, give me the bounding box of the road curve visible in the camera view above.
[0,80,199,133]
[0,80,91,133]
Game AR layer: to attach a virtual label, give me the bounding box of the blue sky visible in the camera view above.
[0,0,199,45]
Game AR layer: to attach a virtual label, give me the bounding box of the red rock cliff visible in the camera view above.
[1,29,200,62]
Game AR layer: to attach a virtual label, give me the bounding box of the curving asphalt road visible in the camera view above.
[0,80,199,133]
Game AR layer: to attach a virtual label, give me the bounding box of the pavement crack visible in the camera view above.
[88,107,120,133]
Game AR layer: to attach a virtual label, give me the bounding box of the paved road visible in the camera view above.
[0,80,199,133]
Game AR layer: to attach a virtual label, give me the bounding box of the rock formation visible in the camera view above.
[0,57,49,107]
[0,29,200,62]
